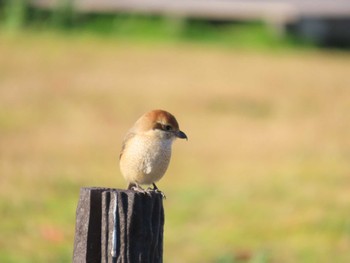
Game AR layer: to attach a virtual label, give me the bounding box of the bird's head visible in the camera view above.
[135,109,188,141]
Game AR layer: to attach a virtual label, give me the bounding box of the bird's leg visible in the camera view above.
[128,183,146,193]
[152,183,166,199]
[127,183,136,190]
[146,183,159,191]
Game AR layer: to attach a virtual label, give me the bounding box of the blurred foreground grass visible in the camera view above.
[0,32,350,262]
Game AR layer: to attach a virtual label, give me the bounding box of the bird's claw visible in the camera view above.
[143,187,166,199]
[152,183,166,199]
[156,189,166,199]
[129,184,166,199]
[131,186,147,194]
[151,188,166,199]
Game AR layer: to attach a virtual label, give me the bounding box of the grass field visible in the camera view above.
[0,32,350,263]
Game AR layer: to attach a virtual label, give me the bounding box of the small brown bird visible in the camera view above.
[119,110,187,192]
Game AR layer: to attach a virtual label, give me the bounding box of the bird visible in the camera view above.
[119,110,187,192]
[119,109,187,193]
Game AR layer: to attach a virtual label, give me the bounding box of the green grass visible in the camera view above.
[0,26,350,263]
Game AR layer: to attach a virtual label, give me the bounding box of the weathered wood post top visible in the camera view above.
[73,187,165,263]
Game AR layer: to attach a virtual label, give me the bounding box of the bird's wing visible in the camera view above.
[119,130,136,160]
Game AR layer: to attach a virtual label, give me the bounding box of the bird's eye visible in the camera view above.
[164,125,172,131]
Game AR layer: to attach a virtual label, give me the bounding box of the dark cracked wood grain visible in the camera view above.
[73,187,164,263]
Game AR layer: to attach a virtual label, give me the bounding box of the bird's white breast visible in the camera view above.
[120,134,173,185]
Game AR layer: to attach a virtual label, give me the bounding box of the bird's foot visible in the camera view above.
[128,183,166,198]
[156,189,166,199]
[128,183,148,194]
[149,183,166,199]
[132,187,148,194]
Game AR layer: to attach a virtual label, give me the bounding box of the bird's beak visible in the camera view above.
[176,130,188,140]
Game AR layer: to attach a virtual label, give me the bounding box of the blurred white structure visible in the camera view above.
[30,0,350,46]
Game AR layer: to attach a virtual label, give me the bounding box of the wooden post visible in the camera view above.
[73,187,164,263]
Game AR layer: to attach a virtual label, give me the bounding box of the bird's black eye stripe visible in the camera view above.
[153,122,172,131]
[153,122,163,130]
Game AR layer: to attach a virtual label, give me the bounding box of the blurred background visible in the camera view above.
[1,0,350,262]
